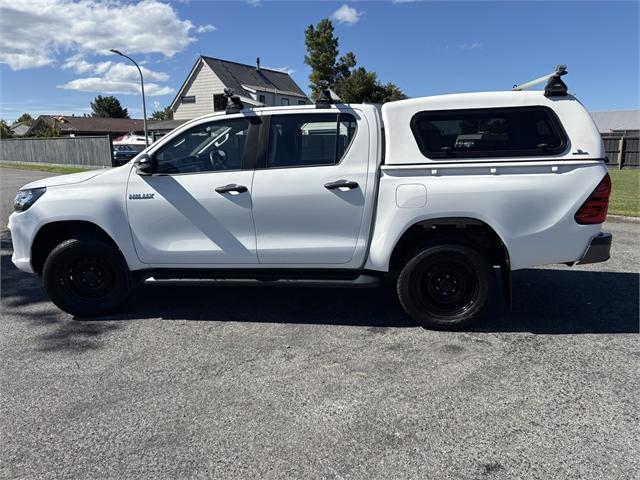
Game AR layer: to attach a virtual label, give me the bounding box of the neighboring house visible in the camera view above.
[171,56,311,120]
[26,115,146,137]
[590,109,640,135]
[9,121,31,137]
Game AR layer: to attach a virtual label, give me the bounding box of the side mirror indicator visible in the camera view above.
[134,154,156,176]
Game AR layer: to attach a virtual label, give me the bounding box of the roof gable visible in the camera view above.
[170,56,309,109]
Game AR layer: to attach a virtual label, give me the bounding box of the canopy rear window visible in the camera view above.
[410,106,568,159]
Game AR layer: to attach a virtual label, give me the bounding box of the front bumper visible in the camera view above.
[577,232,612,265]
[7,211,37,274]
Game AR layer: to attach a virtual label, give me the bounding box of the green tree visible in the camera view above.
[151,106,173,121]
[91,95,129,118]
[31,119,59,138]
[304,19,406,103]
[0,119,13,138]
[15,113,34,125]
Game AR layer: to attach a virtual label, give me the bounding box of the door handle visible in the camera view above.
[215,184,248,194]
[324,180,359,190]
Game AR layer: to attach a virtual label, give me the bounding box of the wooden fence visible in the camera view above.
[0,136,113,167]
[602,131,639,168]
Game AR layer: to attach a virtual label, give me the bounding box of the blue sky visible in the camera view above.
[1,0,638,122]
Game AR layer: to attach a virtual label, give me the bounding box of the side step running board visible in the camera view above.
[143,274,381,289]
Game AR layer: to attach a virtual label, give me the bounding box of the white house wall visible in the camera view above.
[173,61,227,120]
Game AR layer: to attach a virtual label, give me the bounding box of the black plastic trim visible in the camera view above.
[577,232,612,265]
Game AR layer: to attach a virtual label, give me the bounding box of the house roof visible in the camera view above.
[171,56,309,109]
[590,110,640,133]
[29,115,146,135]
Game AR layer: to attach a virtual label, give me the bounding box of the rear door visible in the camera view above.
[251,110,370,265]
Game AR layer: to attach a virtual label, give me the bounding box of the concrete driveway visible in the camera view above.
[1,167,638,479]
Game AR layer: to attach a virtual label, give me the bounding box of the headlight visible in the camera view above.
[13,187,46,212]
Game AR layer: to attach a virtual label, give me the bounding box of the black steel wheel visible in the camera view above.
[43,239,130,317]
[397,243,495,330]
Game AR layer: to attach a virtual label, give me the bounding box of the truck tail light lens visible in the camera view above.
[575,173,611,224]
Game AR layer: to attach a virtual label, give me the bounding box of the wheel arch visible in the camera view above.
[31,220,120,276]
[386,216,512,309]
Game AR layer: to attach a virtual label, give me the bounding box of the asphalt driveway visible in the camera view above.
[1,167,638,479]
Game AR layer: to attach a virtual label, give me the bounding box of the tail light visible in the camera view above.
[575,173,611,224]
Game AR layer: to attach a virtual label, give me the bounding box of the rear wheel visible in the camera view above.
[397,243,495,330]
[43,239,130,317]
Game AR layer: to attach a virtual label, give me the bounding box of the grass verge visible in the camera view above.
[0,161,99,174]
[609,168,639,217]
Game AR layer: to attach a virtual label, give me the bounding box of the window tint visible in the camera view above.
[267,113,357,168]
[411,107,567,159]
[155,118,250,174]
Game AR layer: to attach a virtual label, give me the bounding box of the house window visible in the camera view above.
[258,94,266,104]
[281,98,290,106]
[213,94,227,112]
[410,106,567,159]
[181,96,195,104]
[298,100,306,105]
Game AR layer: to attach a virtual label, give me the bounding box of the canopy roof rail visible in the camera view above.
[315,80,341,109]
[512,65,568,97]
[224,88,245,114]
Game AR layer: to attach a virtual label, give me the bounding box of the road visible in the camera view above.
[1,167,639,479]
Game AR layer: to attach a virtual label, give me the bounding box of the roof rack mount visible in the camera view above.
[512,65,568,97]
[315,80,341,109]
[224,88,245,114]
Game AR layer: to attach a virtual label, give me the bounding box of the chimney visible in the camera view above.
[256,57,261,71]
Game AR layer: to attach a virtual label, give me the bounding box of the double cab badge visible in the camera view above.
[129,193,154,200]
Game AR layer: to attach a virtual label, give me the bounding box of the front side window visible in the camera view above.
[281,98,290,106]
[155,118,250,174]
[411,106,567,159]
[267,113,357,168]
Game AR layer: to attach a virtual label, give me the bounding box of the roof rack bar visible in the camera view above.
[513,65,567,92]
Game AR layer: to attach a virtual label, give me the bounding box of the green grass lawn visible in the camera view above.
[0,161,98,174]
[609,168,640,217]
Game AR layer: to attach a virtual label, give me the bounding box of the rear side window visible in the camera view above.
[267,113,357,168]
[411,106,567,159]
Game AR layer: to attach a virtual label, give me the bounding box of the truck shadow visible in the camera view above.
[2,239,638,335]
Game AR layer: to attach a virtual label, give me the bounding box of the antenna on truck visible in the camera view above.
[315,80,341,109]
[512,65,568,97]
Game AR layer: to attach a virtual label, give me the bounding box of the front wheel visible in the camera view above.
[43,239,131,317]
[397,243,496,330]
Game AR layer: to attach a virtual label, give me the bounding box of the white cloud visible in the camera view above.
[59,58,174,96]
[247,0,263,6]
[266,66,296,75]
[330,4,363,25]
[59,78,174,97]
[459,42,483,50]
[0,0,214,70]
[195,24,216,33]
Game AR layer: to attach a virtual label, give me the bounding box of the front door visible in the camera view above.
[127,116,259,265]
[251,112,369,265]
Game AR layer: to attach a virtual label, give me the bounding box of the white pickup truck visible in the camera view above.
[8,70,612,329]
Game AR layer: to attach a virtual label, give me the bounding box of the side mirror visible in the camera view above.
[134,154,156,176]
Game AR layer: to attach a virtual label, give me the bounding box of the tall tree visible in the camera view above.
[151,106,173,121]
[0,119,12,138]
[91,95,129,118]
[304,19,406,103]
[15,113,34,125]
